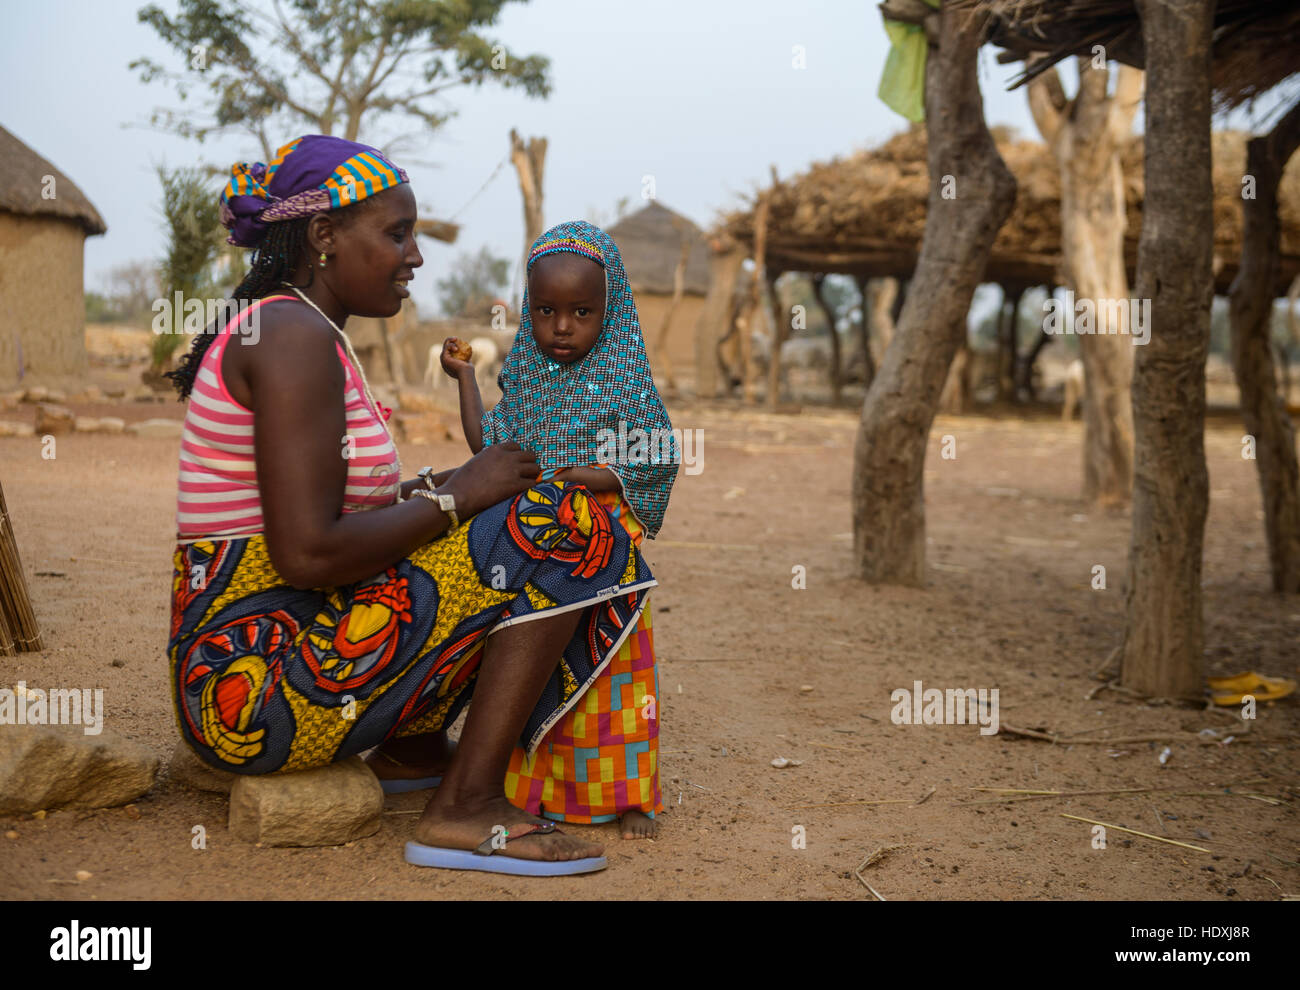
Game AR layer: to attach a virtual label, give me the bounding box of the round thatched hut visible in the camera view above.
[0,125,106,388]
[607,201,711,380]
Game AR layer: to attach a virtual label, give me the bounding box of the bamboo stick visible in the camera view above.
[1060,814,1212,853]
[0,480,43,652]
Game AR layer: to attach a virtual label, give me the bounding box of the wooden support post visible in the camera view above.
[767,270,786,410]
[812,274,843,404]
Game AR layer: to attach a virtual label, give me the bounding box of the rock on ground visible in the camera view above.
[227,756,383,847]
[166,739,237,795]
[0,725,159,814]
[34,404,75,436]
[127,418,184,438]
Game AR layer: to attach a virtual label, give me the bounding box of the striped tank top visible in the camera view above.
[176,294,400,542]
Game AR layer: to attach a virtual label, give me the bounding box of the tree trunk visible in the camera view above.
[855,275,876,388]
[813,274,843,404]
[509,129,547,255]
[1228,99,1300,593]
[1018,325,1055,400]
[766,271,786,410]
[694,243,744,398]
[938,345,969,414]
[741,191,773,406]
[1030,59,1142,505]
[1120,0,1215,700]
[873,277,899,359]
[851,3,1016,585]
[997,289,1017,400]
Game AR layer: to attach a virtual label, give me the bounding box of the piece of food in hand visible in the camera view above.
[445,337,473,362]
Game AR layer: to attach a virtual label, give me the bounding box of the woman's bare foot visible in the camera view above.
[414,794,604,862]
[620,810,658,840]
[364,732,457,782]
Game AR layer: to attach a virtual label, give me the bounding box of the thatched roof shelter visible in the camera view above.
[0,124,106,236]
[953,0,1300,112]
[717,125,1300,295]
[608,201,711,296]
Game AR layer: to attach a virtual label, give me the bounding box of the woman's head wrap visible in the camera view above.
[219,135,408,248]
[483,220,679,538]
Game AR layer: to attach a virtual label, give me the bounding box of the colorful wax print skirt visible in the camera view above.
[504,484,663,823]
[168,482,655,774]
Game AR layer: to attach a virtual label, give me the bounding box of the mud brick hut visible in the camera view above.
[607,201,711,385]
[0,124,106,388]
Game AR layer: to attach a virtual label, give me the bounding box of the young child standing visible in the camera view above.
[441,220,678,838]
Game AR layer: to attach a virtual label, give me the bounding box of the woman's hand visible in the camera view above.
[440,337,475,381]
[440,442,539,518]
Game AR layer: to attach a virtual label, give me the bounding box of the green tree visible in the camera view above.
[437,246,510,317]
[153,165,226,371]
[132,0,552,157]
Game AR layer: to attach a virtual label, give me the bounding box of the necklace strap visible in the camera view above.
[286,287,404,491]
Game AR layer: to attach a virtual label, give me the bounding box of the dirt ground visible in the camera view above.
[1,377,1297,901]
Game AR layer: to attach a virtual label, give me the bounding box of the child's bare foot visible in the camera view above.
[620,810,658,840]
[364,732,457,782]
[414,794,604,862]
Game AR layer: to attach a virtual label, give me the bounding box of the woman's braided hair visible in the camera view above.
[165,195,382,401]
[165,217,313,400]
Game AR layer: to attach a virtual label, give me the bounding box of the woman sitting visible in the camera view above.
[166,135,656,876]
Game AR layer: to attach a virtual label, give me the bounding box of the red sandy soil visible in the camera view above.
[0,391,1297,901]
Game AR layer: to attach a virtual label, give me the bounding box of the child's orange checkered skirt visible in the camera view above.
[504,484,662,823]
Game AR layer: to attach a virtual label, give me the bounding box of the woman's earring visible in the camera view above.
[318,252,327,268]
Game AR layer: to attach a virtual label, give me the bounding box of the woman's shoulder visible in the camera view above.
[246,296,340,350]
[224,296,345,393]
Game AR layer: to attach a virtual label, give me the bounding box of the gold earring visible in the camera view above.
[318,252,327,268]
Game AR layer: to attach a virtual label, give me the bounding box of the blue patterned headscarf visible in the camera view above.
[482,220,678,538]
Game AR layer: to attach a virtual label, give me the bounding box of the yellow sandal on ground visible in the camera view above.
[1207,671,1297,705]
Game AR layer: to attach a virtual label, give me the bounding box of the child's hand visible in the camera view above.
[440,337,475,380]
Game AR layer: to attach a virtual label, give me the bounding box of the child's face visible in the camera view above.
[527,253,606,363]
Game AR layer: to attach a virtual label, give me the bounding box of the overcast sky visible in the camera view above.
[2,1,1290,317]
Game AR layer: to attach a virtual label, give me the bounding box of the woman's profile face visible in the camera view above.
[324,184,423,318]
[527,253,606,364]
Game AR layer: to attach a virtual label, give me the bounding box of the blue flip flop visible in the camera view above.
[380,775,442,795]
[404,821,607,876]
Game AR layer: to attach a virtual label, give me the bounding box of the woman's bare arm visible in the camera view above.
[248,311,536,589]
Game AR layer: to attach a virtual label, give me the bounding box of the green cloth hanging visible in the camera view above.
[877,0,941,123]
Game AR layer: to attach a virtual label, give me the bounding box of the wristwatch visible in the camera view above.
[413,487,459,530]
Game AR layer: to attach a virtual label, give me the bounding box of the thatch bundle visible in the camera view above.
[0,124,106,235]
[953,0,1300,113]
[718,125,1300,294]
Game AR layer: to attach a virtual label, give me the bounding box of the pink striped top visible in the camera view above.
[176,295,400,542]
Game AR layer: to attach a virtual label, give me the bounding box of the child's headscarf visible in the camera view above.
[219,135,408,248]
[482,220,678,538]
